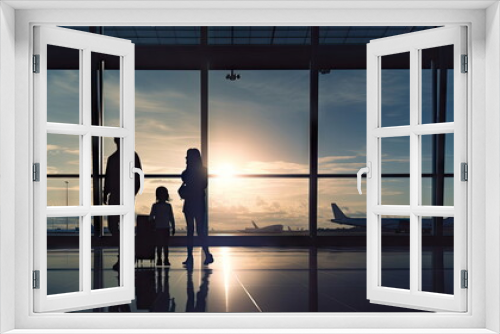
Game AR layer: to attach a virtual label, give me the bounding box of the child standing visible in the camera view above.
[149,186,176,266]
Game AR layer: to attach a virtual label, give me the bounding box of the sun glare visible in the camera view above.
[214,163,236,179]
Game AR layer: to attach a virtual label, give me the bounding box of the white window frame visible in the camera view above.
[0,2,498,333]
[366,26,467,312]
[33,26,136,312]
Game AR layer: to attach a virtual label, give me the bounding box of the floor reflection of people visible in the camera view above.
[150,268,176,312]
[186,268,212,312]
[179,148,213,267]
[103,137,142,271]
[108,274,131,312]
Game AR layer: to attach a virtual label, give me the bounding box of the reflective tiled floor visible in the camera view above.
[46,247,449,313]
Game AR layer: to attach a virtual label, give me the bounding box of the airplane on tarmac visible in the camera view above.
[239,220,284,233]
[330,203,453,233]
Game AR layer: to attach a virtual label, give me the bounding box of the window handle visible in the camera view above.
[130,161,144,195]
[357,162,371,195]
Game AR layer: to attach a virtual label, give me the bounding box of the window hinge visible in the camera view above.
[461,54,468,73]
[33,270,40,289]
[33,163,40,182]
[461,162,468,181]
[33,54,40,73]
[461,270,468,289]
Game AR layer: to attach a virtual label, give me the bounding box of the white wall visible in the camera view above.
[0,2,16,333]
[7,5,493,332]
[485,2,500,333]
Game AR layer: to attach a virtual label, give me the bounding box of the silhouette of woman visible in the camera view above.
[179,148,213,266]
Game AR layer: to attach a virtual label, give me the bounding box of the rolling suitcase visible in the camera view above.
[135,215,156,267]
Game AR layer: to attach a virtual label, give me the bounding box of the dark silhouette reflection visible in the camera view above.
[179,148,213,266]
[103,137,142,271]
[135,269,156,310]
[150,268,176,312]
[186,267,212,312]
[108,300,132,312]
[132,267,211,312]
[308,246,318,312]
[108,274,131,312]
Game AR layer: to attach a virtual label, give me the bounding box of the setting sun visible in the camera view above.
[213,163,236,179]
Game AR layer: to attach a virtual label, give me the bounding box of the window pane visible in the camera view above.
[421,216,454,295]
[91,216,120,290]
[135,71,200,175]
[421,134,454,206]
[209,70,309,174]
[93,136,123,206]
[47,45,80,124]
[318,178,366,236]
[381,137,410,205]
[47,134,80,206]
[381,215,410,290]
[209,178,309,234]
[381,52,410,127]
[421,45,454,124]
[103,68,120,127]
[90,52,121,127]
[319,70,366,174]
[47,217,80,295]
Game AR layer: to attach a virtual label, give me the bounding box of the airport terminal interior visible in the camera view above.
[46,26,454,312]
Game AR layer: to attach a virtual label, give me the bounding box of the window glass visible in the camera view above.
[421,45,454,124]
[421,216,454,295]
[47,45,80,124]
[319,70,366,174]
[317,178,366,236]
[381,137,410,205]
[92,216,121,290]
[135,71,201,175]
[47,134,80,206]
[381,52,410,127]
[209,178,309,233]
[209,70,309,174]
[47,217,80,295]
[421,134,454,206]
[381,215,410,290]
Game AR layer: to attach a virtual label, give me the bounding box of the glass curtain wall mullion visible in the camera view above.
[309,26,319,238]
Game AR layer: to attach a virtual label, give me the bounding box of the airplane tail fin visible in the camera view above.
[331,203,348,220]
[251,220,258,229]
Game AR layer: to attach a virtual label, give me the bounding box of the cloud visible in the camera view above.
[242,160,309,174]
[318,155,359,164]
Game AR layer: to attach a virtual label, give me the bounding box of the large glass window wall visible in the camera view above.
[50,26,440,239]
[47,25,450,314]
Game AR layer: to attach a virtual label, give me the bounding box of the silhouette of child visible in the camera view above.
[149,186,176,266]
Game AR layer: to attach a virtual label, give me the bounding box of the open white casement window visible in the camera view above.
[33,26,140,312]
[364,26,467,312]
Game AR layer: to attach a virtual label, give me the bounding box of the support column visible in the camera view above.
[309,27,319,240]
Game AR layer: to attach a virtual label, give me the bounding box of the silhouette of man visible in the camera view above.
[103,137,142,270]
